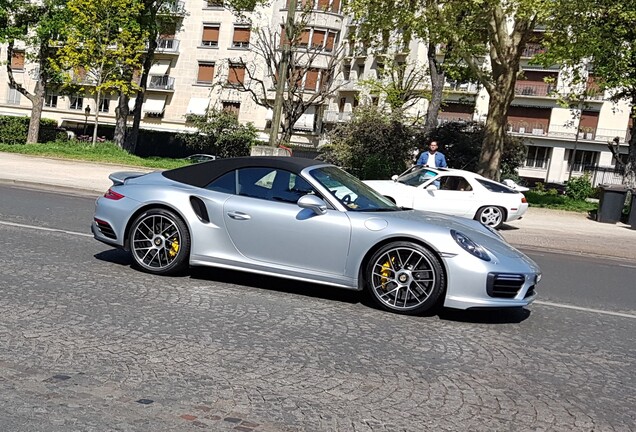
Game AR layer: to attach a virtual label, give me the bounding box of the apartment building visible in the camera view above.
[1,4,631,185]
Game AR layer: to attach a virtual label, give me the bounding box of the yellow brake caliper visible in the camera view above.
[380,257,395,290]
[168,237,179,257]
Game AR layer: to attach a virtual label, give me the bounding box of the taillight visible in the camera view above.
[521,196,527,203]
[104,189,125,200]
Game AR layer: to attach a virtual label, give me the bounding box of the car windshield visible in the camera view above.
[396,166,439,186]
[310,166,401,212]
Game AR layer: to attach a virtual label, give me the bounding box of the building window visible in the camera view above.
[8,86,21,104]
[206,0,223,7]
[299,29,310,49]
[45,94,58,108]
[325,31,337,52]
[570,150,597,172]
[197,62,215,84]
[99,98,110,113]
[357,64,364,80]
[69,95,83,110]
[304,69,319,92]
[222,101,240,117]
[232,26,251,48]
[201,25,219,47]
[311,29,326,49]
[11,51,25,71]
[227,64,245,86]
[524,146,551,169]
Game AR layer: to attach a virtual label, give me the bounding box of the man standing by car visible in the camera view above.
[416,141,448,168]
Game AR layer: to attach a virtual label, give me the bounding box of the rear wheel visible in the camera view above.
[475,206,505,229]
[129,208,190,275]
[365,242,445,315]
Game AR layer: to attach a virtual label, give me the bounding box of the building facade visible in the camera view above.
[0,2,631,185]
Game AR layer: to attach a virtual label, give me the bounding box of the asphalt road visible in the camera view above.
[0,185,635,431]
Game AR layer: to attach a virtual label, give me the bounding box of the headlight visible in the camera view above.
[451,230,491,261]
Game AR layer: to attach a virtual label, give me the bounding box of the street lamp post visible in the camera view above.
[83,105,91,137]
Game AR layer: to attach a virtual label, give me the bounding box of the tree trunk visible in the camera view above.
[624,100,636,188]
[424,41,444,133]
[92,91,101,145]
[26,79,46,144]
[114,92,129,148]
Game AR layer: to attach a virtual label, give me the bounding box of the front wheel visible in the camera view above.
[365,242,445,315]
[129,208,190,275]
[475,206,505,229]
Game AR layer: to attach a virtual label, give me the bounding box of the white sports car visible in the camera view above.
[365,166,529,229]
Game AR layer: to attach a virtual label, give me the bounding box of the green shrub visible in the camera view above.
[565,173,594,201]
[0,116,59,144]
[534,182,545,194]
[547,188,558,196]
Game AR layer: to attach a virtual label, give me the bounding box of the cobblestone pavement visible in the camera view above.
[1,224,635,431]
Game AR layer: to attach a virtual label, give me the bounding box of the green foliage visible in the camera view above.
[525,191,598,213]
[0,140,188,169]
[54,0,147,97]
[182,110,257,158]
[423,121,527,177]
[565,172,594,200]
[0,116,57,145]
[319,106,415,179]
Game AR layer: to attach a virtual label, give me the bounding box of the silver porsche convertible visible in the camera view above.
[92,157,540,315]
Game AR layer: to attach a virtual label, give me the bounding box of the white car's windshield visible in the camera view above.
[396,166,439,186]
[311,166,401,212]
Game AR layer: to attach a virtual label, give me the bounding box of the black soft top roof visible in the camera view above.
[162,156,326,188]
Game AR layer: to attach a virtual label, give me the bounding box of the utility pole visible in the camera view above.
[269,0,297,147]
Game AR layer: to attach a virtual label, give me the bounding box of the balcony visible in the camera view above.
[445,81,479,94]
[519,124,631,143]
[514,82,555,97]
[323,110,353,123]
[507,121,548,136]
[521,43,546,58]
[147,75,175,91]
[158,0,185,16]
[154,38,180,54]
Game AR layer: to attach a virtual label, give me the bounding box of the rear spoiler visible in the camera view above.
[108,171,148,186]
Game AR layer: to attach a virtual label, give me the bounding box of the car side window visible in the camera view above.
[437,176,473,191]
[238,167,277,199]
[272,172,316,204]
[205,171,236,194]
[476,179,517,194]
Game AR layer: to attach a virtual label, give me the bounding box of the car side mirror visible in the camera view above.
[297,194,327,215]
[391,175,399,181]
[426,184,438,191]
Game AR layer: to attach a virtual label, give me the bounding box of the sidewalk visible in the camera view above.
[1,152,635,261]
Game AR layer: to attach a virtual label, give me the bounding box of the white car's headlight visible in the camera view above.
[451,230,491,261]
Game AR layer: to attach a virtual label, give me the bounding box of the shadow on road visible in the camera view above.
[438,307,531,324]
[94,249,532,323]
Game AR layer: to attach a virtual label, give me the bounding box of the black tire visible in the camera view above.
[365,241,445,315]
[129,208,190,275]
[475,205,505,229]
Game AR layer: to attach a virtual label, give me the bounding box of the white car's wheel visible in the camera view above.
[365,242,445,315]
[475,206,505,229]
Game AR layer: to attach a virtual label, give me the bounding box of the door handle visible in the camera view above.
[227,211,251,220]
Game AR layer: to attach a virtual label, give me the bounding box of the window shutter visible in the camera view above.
[305,69,319,91]
[233,27,251,43]
[202,26,219,42]
[197,63,215,82]
[11,51,25,69]
[228,65,245,84]
[325,32,336,51]
[311,30,326,48]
